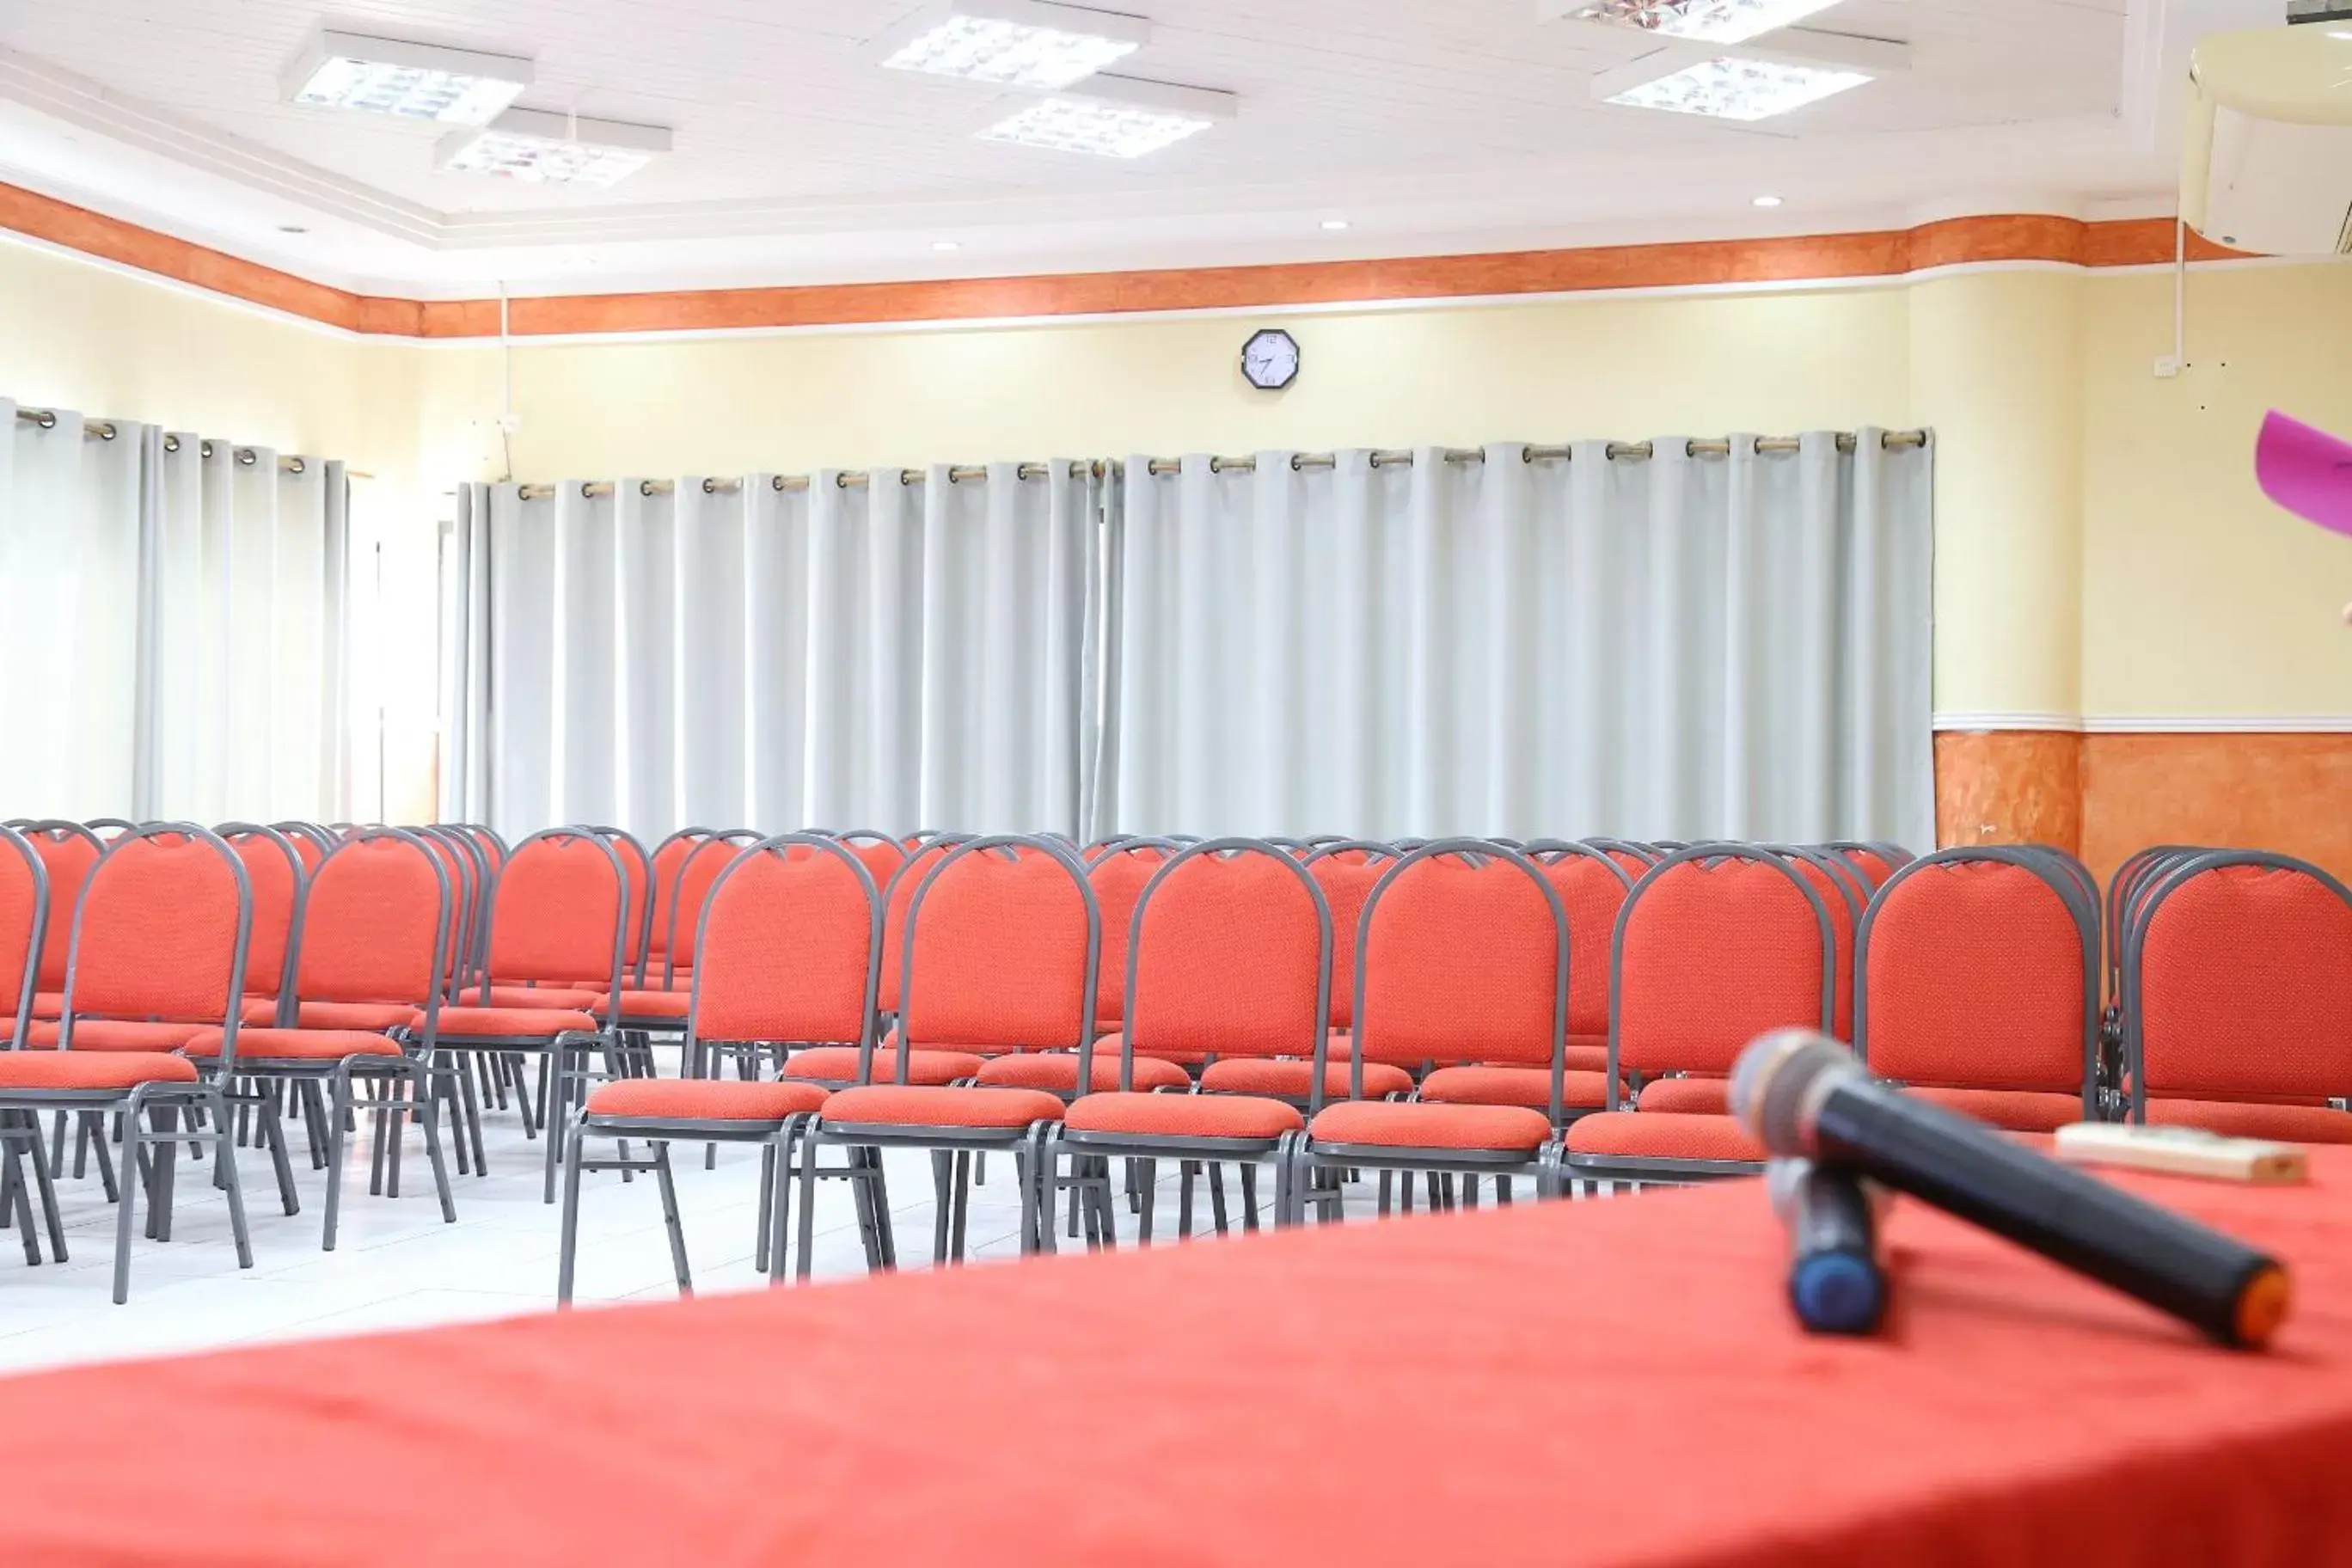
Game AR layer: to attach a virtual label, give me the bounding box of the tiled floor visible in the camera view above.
[0,1051,1417,1375]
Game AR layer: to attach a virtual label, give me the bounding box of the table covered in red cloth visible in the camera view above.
[5,1152,2352,1565]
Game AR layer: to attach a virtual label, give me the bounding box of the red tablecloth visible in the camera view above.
[6,1154,2352,1566]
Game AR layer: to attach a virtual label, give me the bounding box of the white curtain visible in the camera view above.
[446,463,1098,841]
[0,400,350,823]
[0,401,144,818]
[1101,433,1934,847]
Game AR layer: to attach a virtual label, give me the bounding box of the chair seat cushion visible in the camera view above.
[605,989,694,1021]
[27,1020,211,1051]
[480,986,606,1010]
[784,1046,983,1087]
[1637,1077,1730,1115]
[30,991,63,1021]
[819,1086,1064,1130]
[426,1006,599,1039]
[1310,1099,1553,1152]
[1420,1066,1611,1113]
[242,999,422,1032]
[1565,1112,1764,1163]
[2142,1098,2352,1144]
[587,1079,827,1124]
[185,1027,404,1061]
[1911,1086,2087,1134]
[1063,1092,1302,1141]
[1199,1058,1414,1100]
[977,1053,1191,1093]
[0,1051,199,1090]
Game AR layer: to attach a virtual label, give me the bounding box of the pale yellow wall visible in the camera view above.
[2079,262,2352,719]
[1908,270,2086,720]
[415,285,1915,480]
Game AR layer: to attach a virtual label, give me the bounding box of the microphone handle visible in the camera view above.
[1773,1161,1887,1336]
[1810,1085,2284,1347]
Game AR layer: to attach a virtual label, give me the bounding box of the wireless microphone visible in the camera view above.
[1730,1032,2292,1350]
[1767,1159,1888,1336]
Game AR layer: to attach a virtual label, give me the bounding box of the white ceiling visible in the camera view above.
[0,0,2289,297]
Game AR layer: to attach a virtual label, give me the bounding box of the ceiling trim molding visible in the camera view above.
[0,179,2255,342]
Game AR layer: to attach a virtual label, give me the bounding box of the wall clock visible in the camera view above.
[1241,328,1300,391]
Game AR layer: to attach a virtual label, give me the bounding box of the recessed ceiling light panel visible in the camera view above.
[438,107,671,187]
[284,28,532,125]
[1608,57,1868,119]
[885,1,1149,89]
[1563,0,1841,44]
[980,76,1234,158]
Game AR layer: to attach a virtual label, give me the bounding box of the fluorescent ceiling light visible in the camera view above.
[437,107,671,187]
[884,1,1149,89]
[1751,193,1783,206]
[1608,57,1868,120]
[1320,217,1351,230]
[980,76,1235,158]
[284,29,531,126]
[1564,0,1842,44]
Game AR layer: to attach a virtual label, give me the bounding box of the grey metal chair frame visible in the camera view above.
[1283,839,1575,1220]
[560,833,888,1303]
[1853,846,2103,1125]
[1565,843,1834,1188]
[794,834,1098,1272]
[254,827,461,1250]
[2120,848,2352,1124]
[0,823,257,1302]
[1049,838,1331,1246]
[0,824,65,1265]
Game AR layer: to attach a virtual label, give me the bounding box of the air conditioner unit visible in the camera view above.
[2182,25,2352,255]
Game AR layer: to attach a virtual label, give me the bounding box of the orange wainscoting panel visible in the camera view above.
[1934,731,2085,859]
[1936,731,2352,890]
[2079,733,2352,891]
[0,178,2263,341]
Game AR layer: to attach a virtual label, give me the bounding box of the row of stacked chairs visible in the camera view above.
[1,820,2346,1304]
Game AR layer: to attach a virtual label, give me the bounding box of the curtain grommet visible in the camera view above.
[34,410,55,430]
[835,473,850,490]
[702,478,717,494]
[236,448,257,467]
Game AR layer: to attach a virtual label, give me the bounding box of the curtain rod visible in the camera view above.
[509,430,1926,501]
[12,412,343,475]
[520,461,1069,502]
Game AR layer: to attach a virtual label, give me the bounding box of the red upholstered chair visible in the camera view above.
[10,821,101,1024]
[782,835,973,1090]
[1081,838,1179,1044]
[1825,842,1913,891]
[560,833,884,1303]
[1412,842,1624,1127]
[795,835,1093,1270]
[1856,847,2101,1134]
[0,824,258,1302]
[271,821,335,876]
[1056,840,1331,1242]
[2122,851,2352,1142]
[1285,840,1575,1219]
[191,828,458,1249]
[0,824,65,1263]
[427,827,622,1204]
[642,829,712,990]
[1565,845,1834,1185]
[203,824,312,1215]
[1300,841,1400,1065]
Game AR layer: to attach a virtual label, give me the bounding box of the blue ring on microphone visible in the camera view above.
[1791,1251,1886,1336]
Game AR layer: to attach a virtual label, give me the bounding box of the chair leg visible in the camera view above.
[652,1141,691,1295]
[112,1094,144,1304]
[150,1103,180,1244]
[322,1071,352,1252]
[1177,1161,1196,1240]
[949,1150,972,1264]
[929,1149,953,1265]
[1136,1157,1157,1245]
[259,1094,299,1216]
[410,1063,456,1223]
[555,1124,588,1306]
[24,1118,64,1263]
[1239,1162,1259,1231]
[794,1134,821,1281]
[2,1143,35,1266]
[1031,1129,1057,1256]
[209,1088,253,1271]
[1207,1162,1229,1234]
[754,1144,775,1275]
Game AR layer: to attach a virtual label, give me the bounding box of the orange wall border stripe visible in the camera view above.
[0,181,2253,342]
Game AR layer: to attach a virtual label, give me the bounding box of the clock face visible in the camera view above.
[1241,328,1300,390]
